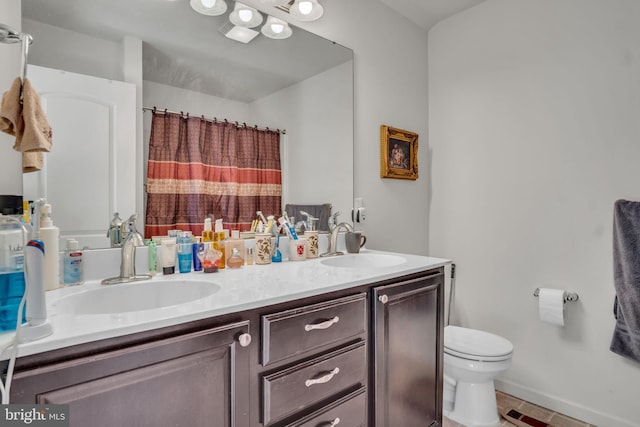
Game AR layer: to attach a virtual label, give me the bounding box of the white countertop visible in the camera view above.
[0,250,450,360]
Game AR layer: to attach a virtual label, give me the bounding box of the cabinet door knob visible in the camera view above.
[304,316,339,332]
[238,333,252,347]
[305,367,340,387]
[378,294,389,304]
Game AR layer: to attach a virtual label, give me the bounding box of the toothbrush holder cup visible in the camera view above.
[345,232,366,254]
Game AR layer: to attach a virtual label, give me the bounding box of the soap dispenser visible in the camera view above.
[39,203,60,291]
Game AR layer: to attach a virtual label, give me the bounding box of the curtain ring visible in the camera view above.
[153,106,157,113]
[214,117,218,123]
[224,118,228,124]
[254,125,258,130]
[164,108,167,114]
[186,112,189,118]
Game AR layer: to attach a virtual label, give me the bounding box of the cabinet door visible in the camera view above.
[372,271,444,427]
[11,321,251,427]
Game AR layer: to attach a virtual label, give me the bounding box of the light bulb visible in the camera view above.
[298,1,313,15]
[239,9,253,22]
[270,23,284,34]
[200,0,216,7]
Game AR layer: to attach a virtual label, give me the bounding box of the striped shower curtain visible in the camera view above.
[145,112,282,238]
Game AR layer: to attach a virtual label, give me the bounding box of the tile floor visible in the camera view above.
[442,391,596,427]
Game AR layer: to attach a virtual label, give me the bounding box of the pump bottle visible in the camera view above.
[40,204,60,291]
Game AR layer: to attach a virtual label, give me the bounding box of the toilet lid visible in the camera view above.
[444,325,513,361]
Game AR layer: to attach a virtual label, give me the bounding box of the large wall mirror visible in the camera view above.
[14,0,353,248]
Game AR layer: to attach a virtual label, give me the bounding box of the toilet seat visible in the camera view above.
[445,325,513,362]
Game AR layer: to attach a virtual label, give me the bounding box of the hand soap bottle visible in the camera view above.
[63,238,83,286]
[40,203,60,291]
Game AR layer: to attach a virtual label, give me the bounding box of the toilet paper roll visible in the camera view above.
[538,288,565,326]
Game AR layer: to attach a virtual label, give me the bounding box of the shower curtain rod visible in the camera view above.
[142,106,286,135]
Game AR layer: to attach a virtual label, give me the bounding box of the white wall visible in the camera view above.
[429,1,640,426]
[251,61,353,222]
[0,0,23,196]
[23,19,122,81]
[244,0,430,254]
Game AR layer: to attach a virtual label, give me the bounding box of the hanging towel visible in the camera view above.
[0,77,51,172]
[611,199,640,363]
[19,78,52,153]
[0,77,22,137]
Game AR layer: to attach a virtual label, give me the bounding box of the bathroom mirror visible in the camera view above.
[15,0,353,248]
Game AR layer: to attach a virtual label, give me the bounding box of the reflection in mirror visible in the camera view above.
[16,0,353,248]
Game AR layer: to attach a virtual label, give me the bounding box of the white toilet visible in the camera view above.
[443,325,514,427]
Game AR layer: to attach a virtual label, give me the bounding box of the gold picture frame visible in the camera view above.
[380,125,418,180]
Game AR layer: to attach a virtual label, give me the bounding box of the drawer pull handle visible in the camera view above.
[322,417,341,427]
[305,367,340,387]
[379,294,389,304]
[305,316,339,332]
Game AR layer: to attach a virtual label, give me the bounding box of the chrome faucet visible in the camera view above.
[320,222,353,257]
[102,214,152,285]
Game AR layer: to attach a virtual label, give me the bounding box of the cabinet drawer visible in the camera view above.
[262,341,366,425]
[262,293,366,365]
[285,387,366,427]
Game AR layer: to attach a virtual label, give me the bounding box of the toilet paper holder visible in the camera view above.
[533,288,579,303]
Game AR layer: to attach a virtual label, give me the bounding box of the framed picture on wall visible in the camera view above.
[380,125,418,180]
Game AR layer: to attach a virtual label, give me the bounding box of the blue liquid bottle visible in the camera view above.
[0,223,27,331]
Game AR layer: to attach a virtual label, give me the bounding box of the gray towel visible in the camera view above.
[611,199,640,363]
[284,203,332,232]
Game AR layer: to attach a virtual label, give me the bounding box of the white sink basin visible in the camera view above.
[53,279,220,315]
[320,253,406,269]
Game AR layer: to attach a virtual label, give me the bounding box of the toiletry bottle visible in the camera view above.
[39,203,60,291]
[227,248,243,269]
[225,230,245,266]
[213,219,225,269]
[177,231,192,273]
[202,218,213,242]
[146,239,157,276]
[63,238,83,286]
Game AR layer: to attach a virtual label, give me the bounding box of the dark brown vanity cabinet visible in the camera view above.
[371,270,445,427]
[10,320,252,427]
[7,267,444,427]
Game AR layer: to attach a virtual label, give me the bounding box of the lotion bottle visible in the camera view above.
[39,203,60,291]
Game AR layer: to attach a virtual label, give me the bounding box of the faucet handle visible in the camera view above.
[126,213,139,224]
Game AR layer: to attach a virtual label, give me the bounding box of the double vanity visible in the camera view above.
[2,250,449,427]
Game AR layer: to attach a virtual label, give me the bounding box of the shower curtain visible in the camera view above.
[145,112,282,238]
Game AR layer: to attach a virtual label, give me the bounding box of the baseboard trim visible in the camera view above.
[495,379,636,427]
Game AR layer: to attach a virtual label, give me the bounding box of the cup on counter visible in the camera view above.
[255,233,272,265]
[304,231,319,258]
[345,232,366,254]
[289,237,307,261]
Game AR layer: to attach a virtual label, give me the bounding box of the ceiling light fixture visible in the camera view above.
[189,0,228,16]
[261,16,292,40]
[289,0,323,21]
[229,2,264,28]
